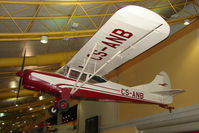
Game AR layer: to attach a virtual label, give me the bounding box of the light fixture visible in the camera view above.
[40,36,48,44]
[29,107,33,111]
[15,104,18,107]
[9,81,17,88]
[39,95,44,100]
[72,22,79,28]
[2,122,5,125]
[184,19,190,25]
[0,113,5,117]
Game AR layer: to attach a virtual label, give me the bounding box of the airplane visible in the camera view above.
[16,5,184,115]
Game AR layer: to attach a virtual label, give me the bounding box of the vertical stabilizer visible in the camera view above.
[151,71,171,91]
[140,72,184,104]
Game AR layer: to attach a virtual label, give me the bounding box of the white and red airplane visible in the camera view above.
[16,5,184,115]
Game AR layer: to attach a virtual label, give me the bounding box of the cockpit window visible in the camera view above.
[69,69,87,81]
[89,75,107,83]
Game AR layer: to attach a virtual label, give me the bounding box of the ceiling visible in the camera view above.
[0,0,198,132]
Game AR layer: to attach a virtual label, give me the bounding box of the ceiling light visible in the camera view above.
[9,81,17,88]
[184,19,190,25]
[29,108,33,111]
[0,113,5,117]
[39,96,44,100]
[15,104,18,107]
[72,22,79,28]
[40,36,48,44]
[2,122,5,125]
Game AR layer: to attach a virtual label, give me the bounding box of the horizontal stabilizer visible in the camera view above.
[152,89,185,96]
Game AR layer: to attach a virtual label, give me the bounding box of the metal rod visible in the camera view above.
[0,0,144,5]
[70,42,98,95]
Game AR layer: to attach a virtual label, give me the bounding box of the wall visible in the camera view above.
[77,21,199,133]
[118,28,199,122]
[78,101,115,133]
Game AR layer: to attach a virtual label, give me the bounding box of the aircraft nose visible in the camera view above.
[16,71,24,77]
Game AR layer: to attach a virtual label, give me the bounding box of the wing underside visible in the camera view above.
[66,5,170,76]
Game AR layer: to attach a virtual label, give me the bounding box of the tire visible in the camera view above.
[58,99,69,112]
[48,106,57,116]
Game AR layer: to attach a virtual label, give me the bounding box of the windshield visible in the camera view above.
[89,75,107,83]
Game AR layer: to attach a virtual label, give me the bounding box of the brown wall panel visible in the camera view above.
[118,29,199,122]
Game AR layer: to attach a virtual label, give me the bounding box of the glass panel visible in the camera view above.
[89,75,107,83]
[69,70,87,81]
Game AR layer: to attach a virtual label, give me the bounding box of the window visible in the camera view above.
[69,69,87,81]
[89,75,107,83]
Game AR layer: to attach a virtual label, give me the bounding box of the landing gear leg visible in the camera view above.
[48,88,71,115]
[159,105,175,113]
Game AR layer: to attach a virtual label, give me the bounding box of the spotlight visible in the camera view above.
[39,96,44,100]
[40,36,48,44]
[184,19,190,25]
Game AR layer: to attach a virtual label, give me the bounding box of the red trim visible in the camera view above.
[25,69,120,92]
[56,83,162,105]
[74,89,162,105]
[20,69,164,106]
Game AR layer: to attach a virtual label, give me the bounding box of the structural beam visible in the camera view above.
[0,51,77,67]
[0,0,144,5]
[0,30,96,41]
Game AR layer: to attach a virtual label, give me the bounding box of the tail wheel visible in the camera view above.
[58,99,69,112]
[48,106,57,116]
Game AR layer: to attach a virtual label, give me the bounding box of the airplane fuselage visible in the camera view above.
[20,69,164,106]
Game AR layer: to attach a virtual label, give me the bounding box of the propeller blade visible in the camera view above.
[17,77,22,99]
[16,49,26,99]
[21,49,26,71]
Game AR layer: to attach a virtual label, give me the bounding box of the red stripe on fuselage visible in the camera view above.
[23,70,164,106]
[56,83,163,105]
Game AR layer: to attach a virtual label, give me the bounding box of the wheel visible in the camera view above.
[48,106,57,116]
[58,99,69,112]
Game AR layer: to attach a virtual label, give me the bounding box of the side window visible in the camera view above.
[88,75,107,83]
[69,70,87,81]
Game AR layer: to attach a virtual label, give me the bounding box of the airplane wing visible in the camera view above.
[66,5,170,76]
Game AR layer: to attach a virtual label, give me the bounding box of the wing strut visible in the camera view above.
[71,50,122,95]
[71,24,164,95]
[70,42,98,95]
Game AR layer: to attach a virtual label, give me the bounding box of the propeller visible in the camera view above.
[16,49,26,99]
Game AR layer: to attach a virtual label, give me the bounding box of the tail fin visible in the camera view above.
[151,71,171,91]
[143,72,184,104]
